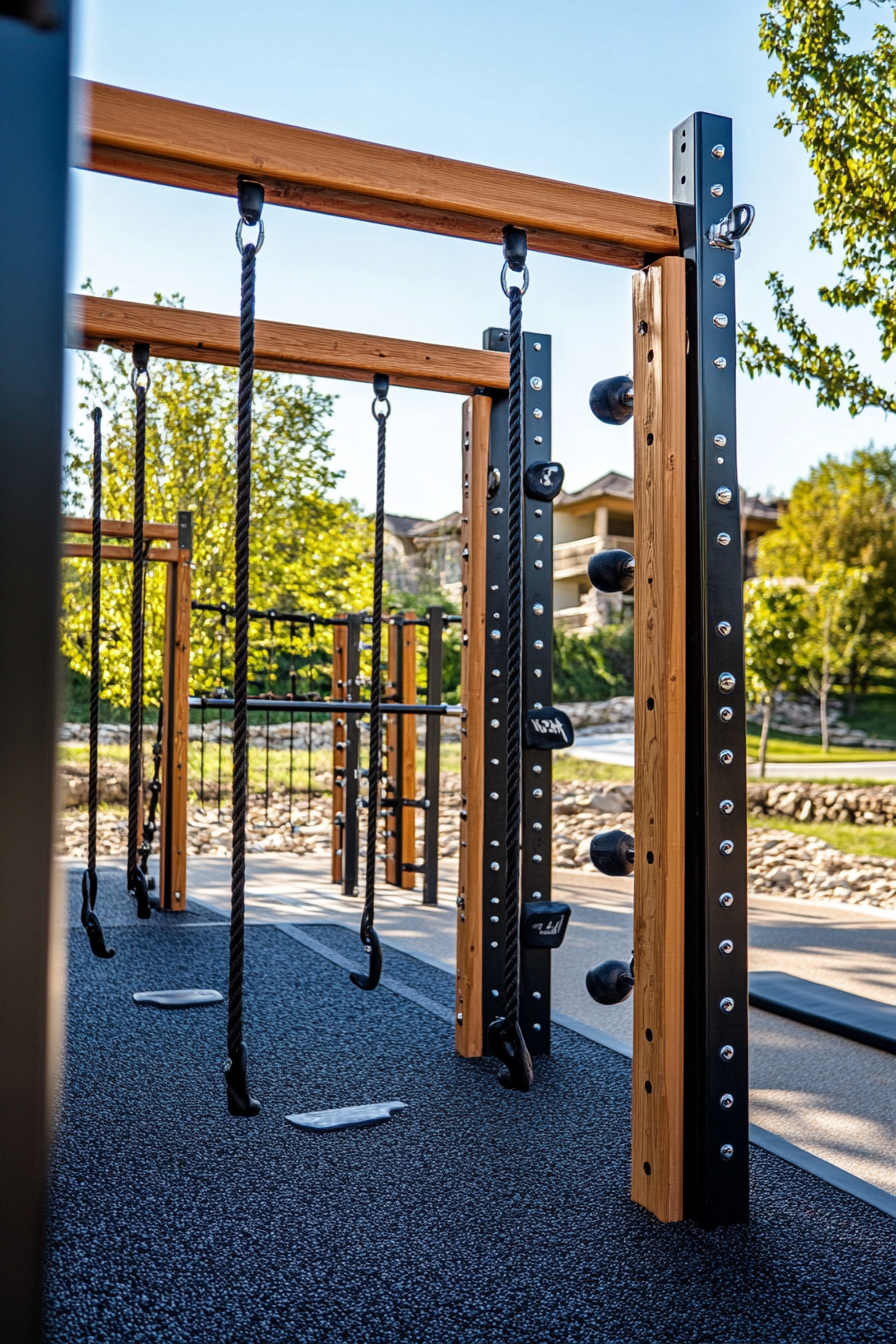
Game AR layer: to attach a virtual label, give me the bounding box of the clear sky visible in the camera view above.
[70,0,894,520]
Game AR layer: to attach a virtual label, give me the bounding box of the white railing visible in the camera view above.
[552,534,634,579]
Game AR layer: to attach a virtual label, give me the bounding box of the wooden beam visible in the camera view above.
[159,545,191,911]
[77,81,679,269]
[61,542,176,563]
[631,257,687,1223]
[69,294,510,397]
[62,514,178,541]
[455,395,490,1057]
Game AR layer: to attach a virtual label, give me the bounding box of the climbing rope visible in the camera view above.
[486,227,534,1092]
[139,702,164,884]
[128,345,152,919]
[225,178,264,1117]
[349,372,390,992]
[81,406,114,958]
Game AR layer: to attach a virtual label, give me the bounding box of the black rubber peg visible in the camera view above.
[589,375,634,425]
[585,957,635,1006]
[80,870,115,959]
[524,461,565,502]
[225,1042,260,1117]
[588,549,634,594]
[350,928,383,992]
[486,1017,534,1092]
[590,829,635,877]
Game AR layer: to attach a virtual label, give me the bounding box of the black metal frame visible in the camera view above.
[674,112,749,1226]
[421,604,443,904]
[336,613,362,895]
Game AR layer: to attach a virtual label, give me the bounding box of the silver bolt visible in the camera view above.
[533,1023,542,1032]
[491,839,499,847]
[534,667,543,676]
[720,997,734,1013]
[719,892,734,908]
[720,1093,734,1110]
[534,560,543,569]
[720,1044,734,1061]
[490,940,498,948]
[717,620,732,636]
[713,313,729,329]
[719,749,734,766]
[534,639,544,650]
[717,456,725,465]
[719,799,734,815]
[490,791,499,801]
[715,486,733,505]
[711,144,726,159]
[530,376,543,390]
[533,764,542,774]
[719,706,733,723]
[534,436,543,445]
[714,433,727,447]
[492,533,501,541]
[533,408,543,419]
[532,854,542,863]
[533,603,544,615]
[492,988,500,996]
[490,629,501,641]
[533,822,543,832]
[490,862,500,872]
[717,531,731,546]
[456,1013,463,1023]
[490,718,500,728]
[534,533,543,543]
[533,788,543,799]
[532,892,542,899]
[711,183,724,197]
[719,671,736,692]
[490,915,499,922]
[534,342,542,351]
[720,840,734,856]
[714,356,727,369]
[719,939,734,955]
[712,273,726,286]
[492,668,500,678]
[491,897,500,904]
[720,1144,734,1161]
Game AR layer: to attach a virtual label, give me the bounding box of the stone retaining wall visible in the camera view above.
[749,782,896,827]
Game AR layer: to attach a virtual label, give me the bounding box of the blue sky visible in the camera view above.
[70,0,894,519]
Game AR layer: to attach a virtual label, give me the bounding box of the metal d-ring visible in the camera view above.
[501,261,530,297]
[129,365,151,393]
[235,217,265,256]
[371,396,392,421]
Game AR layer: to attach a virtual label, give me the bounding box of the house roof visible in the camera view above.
[384,513,431,536]
[555,471,634,508]
[743,495,783,523]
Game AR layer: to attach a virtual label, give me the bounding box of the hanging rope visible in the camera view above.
[486,227,533,1092]
[225,178,265,1118]
[81,407,114,958]
[349,372,390,992]
[128,344,152,919]
[139,702,164,884]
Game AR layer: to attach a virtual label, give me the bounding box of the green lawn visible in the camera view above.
[746,727,896,764]
[837,690,896,742]
[749,813,896,860]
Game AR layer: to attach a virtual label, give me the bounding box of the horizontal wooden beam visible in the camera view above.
[62,542,177,563]
[77,80,679,269]
[69,294,510,395]
[62,515,179,541]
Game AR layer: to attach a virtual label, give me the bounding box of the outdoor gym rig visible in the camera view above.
[63,80,755,1228]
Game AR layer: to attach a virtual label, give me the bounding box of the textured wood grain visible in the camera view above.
[331,621,347,885]
[456,396,490,1057]
[78,81,678,267]
[70,294,509,396]
[159,552,191,911]
[62,515,178,541]
[631,258,687,1223]
[61,543,176,563]
[384,614,418,890]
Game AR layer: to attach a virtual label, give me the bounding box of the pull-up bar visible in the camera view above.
[189,695,461,717]
[75,80,678,269]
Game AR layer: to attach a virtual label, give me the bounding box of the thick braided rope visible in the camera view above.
[502,283,524,1027]
[361,410,387,940]
[127,382,146,889]
[87,407,102,878]
[228,240,256,1065]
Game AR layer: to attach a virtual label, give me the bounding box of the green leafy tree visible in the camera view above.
[744,578,809,776]
[62,327,374,708]
[740,1,896,415]
[797,563,878,748]
[552,625,633,703]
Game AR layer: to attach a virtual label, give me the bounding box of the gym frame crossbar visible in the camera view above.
[62,79,750,1231]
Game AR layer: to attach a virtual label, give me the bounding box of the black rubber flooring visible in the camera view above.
[47,869,896,1343]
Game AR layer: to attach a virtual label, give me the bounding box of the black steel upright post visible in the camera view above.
[342,613,362,894]
[674,113,750,1225]
[519,333,553,1054]
[422,605,443,905]
[0,4,72,1338]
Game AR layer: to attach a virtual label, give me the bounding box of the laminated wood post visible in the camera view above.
[158,511,193,910]
[384,613,417,889]
[631,258,687,1222]
[455,395,490,1056]
[331,617,347,884]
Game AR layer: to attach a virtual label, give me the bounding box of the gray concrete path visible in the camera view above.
[123,853,896,1197]
[748,758,896,780]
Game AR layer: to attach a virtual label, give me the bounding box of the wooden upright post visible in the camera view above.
[159,511,192,910]
[456,395,490,1057]
[630,257,687,1221]
[331,617,347,884]
[384,613,417,888]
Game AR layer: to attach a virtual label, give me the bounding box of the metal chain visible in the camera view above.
[225,215,261,1115]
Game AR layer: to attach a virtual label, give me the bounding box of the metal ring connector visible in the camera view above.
[371,396,392,421]
[130,366,151,392]
[501,261,530,297]
[236,217,265,256]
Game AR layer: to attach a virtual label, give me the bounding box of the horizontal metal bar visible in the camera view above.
[189,601,461,627]
[188,696,461,716]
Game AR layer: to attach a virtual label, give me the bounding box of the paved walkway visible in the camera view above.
[152,851,896,1198]
[564,731,896,779]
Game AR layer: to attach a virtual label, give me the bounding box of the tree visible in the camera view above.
[62,312,374,708]
[744,578,809,777]
[755,446,896,701]
[739,1,896,416]
[798,563,877,747]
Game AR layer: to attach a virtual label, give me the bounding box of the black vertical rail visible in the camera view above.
[422,604,443,905]
[519,334,553,1052]
[342,613,362,894]
[225,180,264,1118]
[674,114,749,1225]
[127,343,151,918]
